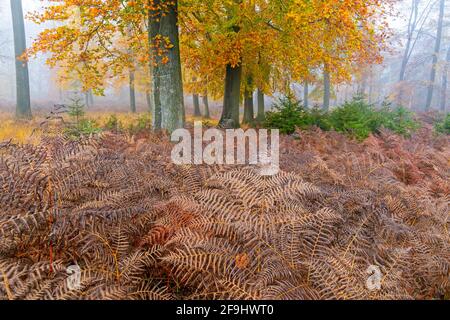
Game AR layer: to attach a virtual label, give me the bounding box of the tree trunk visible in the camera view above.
[193,94,201,117]
[219,64,242,128]
[242,90,254,125]
[146,90,152,112]
[148,8,161,130]
[85,92,90,108]
[441,45,450,112]
[303,81,309,108]
[425,0,445,111]
[256,88,265,123]
[323,68,331,111]
[129,71,136,113]
[148,0,184,132]
[202,94,210,119]
[88,90,94,107]
[10,0,31,119]
[400,0,419,82]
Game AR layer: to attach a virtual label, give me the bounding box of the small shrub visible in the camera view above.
[264,96,420,140]
[67,98,85,124]
[127,113,152,134]
[328,98,420,140]
[434,113,450,135]
[65,119,102,139]
[104,114,122,132]
[264,96,330,134]
[64,98,102,139]
[264,96,305,134]
[378,103,420,137]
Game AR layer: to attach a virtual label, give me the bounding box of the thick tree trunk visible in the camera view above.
[202,94,210,119]
[148,0,185,132]
[242,90,254,125]
[256,88,265,123]
[425,0,445,111]
[129,71,136,113]
[441,45,450,112]
[149,8,161,130]
[323,68,331,111]
[10,0,31,119]
[303,81,309,108]
[193,94,201,117]
[219,64,242,128]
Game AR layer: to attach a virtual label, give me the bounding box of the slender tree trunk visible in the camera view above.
[323,68,331,111]
[256,88,265,123]
[425,0,445,111]
[193,94,201,117]
[202,94,210,119]
[129,71,136,113]
[148,0,184,132]
[88,90,94,107]
[400,0,419,83]
[219,64,242,128]
[146,90,152,112]
[10,0,31,119]
[303,81,309,108]
[441,45,450,112]
[84,92,89,108]
[242,89,254,125]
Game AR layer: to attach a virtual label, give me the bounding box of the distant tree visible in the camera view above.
[256,88,265,123]
[129,71,136,113]
[441,45,450,112]
[10,0,31,119]
[193,93,201,117]
[323,67,331,111]
[192,77,201,117]
[425,0,445,111]
[303,82,309,108]
[202,94,210,119]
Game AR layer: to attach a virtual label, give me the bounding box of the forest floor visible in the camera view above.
[0,113,449,300]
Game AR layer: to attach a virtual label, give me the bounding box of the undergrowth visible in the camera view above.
[0,125,448,300]
[264,96,420,140]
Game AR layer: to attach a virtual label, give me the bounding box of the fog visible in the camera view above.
[0,0,448,113]
[0,0,141,112]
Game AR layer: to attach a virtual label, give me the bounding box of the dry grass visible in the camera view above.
[0,112,220,144]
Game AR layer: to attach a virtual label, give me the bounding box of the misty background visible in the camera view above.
[0,0,449,113]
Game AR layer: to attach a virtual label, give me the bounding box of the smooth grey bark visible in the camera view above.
[10,0,31,119]
[145,90,152,112]
[84,92,90,108]
[440,45,450,112]
[88,90,94,107]
[323,69,331,111]
[425,0,445,111]
[193,94,201,117]
[129,71,136,113]
[202,94,210,119]
[256,88,265,123]
[219,64,242,128]
[148,0,185,132]
[148,7,160,130]
[242,90,254,125]
[303,81,309,108]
